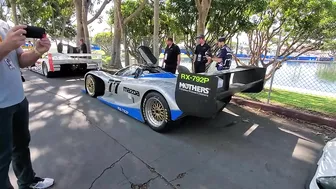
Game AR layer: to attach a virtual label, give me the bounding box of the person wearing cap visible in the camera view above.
[208,37,233,71]
[0,19,55,189]
[193,34,212,73]
[162,37,181,74]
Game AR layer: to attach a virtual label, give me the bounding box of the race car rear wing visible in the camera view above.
[175,66,266,118]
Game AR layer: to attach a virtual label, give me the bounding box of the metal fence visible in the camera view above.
[235,59,336,102]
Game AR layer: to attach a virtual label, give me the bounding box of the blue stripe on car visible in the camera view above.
[139,73,177,78]
[83,89,183,123]
[123,73,176,79]
[97,97,145,122]
[171,110,183,121]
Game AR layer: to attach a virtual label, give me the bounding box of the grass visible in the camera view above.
[102,56,111,65]
[237,89,336,117]
[317,63,336,82]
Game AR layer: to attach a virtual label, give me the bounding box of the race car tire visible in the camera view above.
[42,62,51,78]
[85,74,105,98]
[142,92,171,132]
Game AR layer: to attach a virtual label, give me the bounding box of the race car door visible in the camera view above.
[109,65,139,105]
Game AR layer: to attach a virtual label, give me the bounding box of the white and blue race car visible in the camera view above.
[83,46,267,132]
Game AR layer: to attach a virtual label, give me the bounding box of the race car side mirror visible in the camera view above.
[316,176,336,189]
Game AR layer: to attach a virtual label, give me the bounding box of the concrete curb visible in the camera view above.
[231,97,336,129]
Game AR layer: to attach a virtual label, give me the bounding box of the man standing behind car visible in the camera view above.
[193,34,211,73]
[162,37,181,74]
[0,20,54,189]
[209,37,233,71]
[80,38,88,54]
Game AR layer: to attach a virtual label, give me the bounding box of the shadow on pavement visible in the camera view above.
[9,70,325,189]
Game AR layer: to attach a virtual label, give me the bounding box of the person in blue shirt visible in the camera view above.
[208,37,233,71]
[0,20,54,189]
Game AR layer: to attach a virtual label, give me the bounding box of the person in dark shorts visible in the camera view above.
[209,37,233,71]
[162,37,181,74]
[193,34,211,73]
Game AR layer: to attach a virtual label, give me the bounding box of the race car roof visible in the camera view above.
[138,46,157,65]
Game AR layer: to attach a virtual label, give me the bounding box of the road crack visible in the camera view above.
[88,151,130,189]
[28,79,178,189]
[120,165,159,189]
[169,172,186,183]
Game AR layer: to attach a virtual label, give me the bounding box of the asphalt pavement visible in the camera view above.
[9,69,325,189]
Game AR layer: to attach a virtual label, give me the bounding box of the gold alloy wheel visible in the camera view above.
[145,97,166,127]
[86,75,95,96]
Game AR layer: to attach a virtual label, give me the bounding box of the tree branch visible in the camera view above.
[87,0,112,24]
[195,0,201,12]
[123,0,148,25]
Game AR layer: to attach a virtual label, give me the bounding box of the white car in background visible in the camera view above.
[29,42,103,77]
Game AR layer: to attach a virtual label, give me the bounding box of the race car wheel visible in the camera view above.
[85,74,104,97]
[42,62,51,78]
[142,92,171,132]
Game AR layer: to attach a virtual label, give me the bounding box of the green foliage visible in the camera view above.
[322,40,336,58]
[93,31,113,54]
[206,0,267,44]
[108,0,171,61]
[246,0,336,75]
[15,0,76,40]
[166,0,266,58]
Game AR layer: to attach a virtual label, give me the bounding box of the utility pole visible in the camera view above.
[153,0,160,64]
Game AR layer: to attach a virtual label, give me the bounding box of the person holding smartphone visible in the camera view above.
[0,20,54,189]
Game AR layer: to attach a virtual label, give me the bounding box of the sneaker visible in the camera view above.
[29,177,54,189]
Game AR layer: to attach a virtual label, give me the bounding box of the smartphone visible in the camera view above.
[24,26,46,39]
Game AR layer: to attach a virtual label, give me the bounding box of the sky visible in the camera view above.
[87,3,250,45]
[88,3,113,36]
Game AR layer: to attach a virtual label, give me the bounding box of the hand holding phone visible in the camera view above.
[24,26,46,39]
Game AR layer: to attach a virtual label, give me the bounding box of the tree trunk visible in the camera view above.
[82,0,91,53]
[74,0,84,46]
[110,0,122,68]
[124,26,130,66]
[109,0,148,68]
[153,0,160,63]
[10,0,18,25]
[111,29,122,68]
[195,0,211,35]
[235,33,239,54]
[196,11,206,35]
[60,19,67,43]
